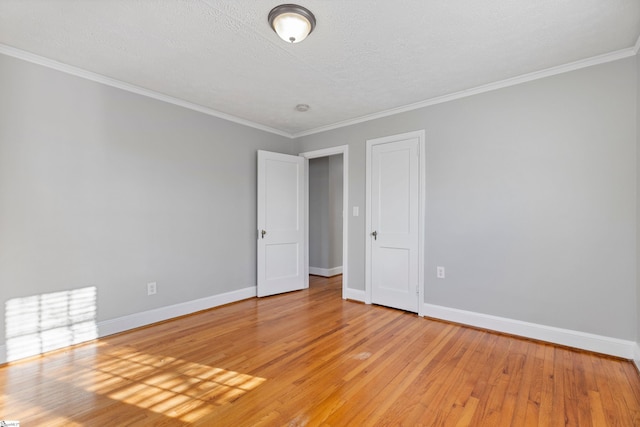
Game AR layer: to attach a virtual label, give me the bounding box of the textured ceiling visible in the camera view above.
[0,1,639,137]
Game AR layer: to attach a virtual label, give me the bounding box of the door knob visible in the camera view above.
[261,229,267,239]
[371,230,377,240]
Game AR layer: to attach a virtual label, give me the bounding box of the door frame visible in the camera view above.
[365,131,425,316]
[299,145,349,298]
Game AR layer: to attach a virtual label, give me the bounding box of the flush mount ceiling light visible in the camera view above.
[268,4,316,44]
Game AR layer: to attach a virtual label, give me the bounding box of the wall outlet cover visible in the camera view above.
[147,282,157,295]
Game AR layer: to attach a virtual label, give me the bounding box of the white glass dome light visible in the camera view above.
[268,4,316,44]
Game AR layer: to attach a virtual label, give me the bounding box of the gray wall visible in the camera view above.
[309,155,343,270]
[0,54,295,348]
[297,57,637,340]
[1,50,637,354]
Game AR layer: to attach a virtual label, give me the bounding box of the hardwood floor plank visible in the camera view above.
[455,396,479,427]
[1,275,639,426]
[493,339,527,426]
[560,348,581,427]
[442,331,497,426]
[508,339,537,427]
[353,324,461,424]
[394,328,489,426]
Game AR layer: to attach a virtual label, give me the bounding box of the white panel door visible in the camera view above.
[257,150,305,297]
[369,135,421,312]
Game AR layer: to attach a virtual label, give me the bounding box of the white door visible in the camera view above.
[367,132,424,313]
[257,150,305,297]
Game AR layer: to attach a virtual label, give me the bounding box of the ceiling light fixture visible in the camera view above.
[268,4,316,44]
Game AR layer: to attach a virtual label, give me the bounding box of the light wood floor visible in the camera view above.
[1,275,640,426]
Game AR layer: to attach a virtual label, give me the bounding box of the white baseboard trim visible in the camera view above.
[423,303,636,359]
[344,288,365,302]
[0,286,256,365]
[2,291,636,365]
[98,286,256,337]
[309,266,343,277]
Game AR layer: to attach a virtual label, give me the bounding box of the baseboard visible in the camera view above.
[344,288,365,302]
[0,286,256,365]
[309,266,343,277]
[2,290,635,365]
[98,286,256,337]
[423,303,636,359]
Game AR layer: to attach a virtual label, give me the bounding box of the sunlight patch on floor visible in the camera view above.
[46,345,267,423]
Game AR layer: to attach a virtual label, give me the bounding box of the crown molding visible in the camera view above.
[293,46,637,138]
[1,42,635,141]
[0,43,293,139]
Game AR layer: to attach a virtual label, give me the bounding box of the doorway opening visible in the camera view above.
[300,145,349,298]
[309,154,343,278]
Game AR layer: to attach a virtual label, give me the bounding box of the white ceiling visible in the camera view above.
[1,1,639,137]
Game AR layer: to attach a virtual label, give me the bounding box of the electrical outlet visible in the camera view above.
[147,282,157,295]
[436,266,445,279]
